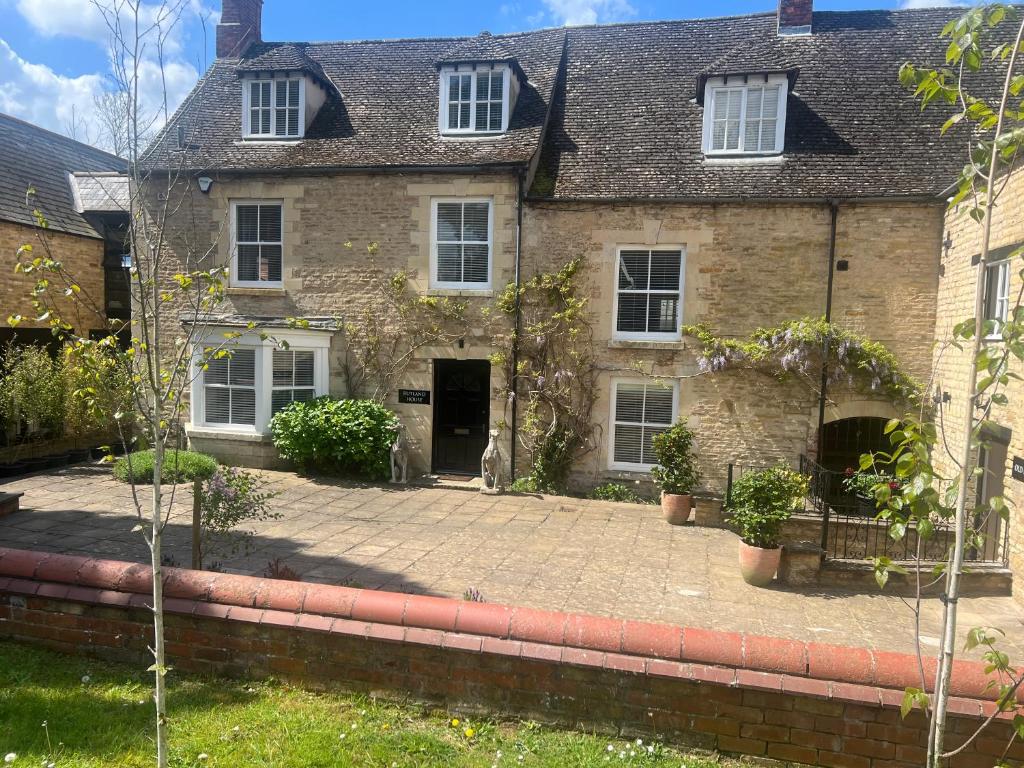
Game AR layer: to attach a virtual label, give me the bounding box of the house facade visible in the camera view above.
[931,164,1024,585]
[145,0,964,494]
[0,113,131,349]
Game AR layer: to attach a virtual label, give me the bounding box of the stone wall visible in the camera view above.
[149,171,519,476]
[0,219,107,336]
[149,173,943,492]
[522,200,943,491]
[0,547,1017,768]
[932,165,1024,593]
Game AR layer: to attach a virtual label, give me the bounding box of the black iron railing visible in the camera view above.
[798,454,1007,565]
[724,456,1009,565]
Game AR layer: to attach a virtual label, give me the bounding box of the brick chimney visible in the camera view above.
[216,0,263,58]
[778,0,812,35]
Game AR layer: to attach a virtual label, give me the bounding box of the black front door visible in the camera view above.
[432,359,490,475]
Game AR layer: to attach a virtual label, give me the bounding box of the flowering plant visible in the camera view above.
[199,467,280,567]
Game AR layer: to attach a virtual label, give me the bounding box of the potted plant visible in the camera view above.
[727,464,809,586]
[651,422,701,524]
[843,468,901,517]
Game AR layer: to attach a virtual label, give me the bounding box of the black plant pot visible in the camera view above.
[20,456,50,474]
[67,448,92,464]
[45,452,70,470]
[0,462,27,479]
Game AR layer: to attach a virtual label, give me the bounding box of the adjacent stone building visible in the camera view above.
[144,0,964,494]
[932,165,1024,579]
[0,113,131,347]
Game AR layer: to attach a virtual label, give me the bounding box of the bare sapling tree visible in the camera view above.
[5,1,265,765]
[862,4,1024,764]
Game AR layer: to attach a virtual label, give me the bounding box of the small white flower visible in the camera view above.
[496,751,502,758]
[339,733,346,740]
[232,726,239,733]
[197,755,208,761]
[351,723,358,730]
[619,751,626,759]
[607,745,614,752]
[647,745,654,753]
[81,675,90,684]
[4,754,16,764]
[629,751,636,758]
[635,738,643,746]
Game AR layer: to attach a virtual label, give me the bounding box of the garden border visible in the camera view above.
[0,547,1019,767]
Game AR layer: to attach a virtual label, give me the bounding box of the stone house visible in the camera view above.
[932,164,1024,586]
[144,0,965,494]
[0,113,131,348]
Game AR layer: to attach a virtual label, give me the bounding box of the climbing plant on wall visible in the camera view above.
[492,257,600,493]
[682,317,922,404]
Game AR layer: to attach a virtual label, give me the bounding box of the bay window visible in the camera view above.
[191,330,330,434]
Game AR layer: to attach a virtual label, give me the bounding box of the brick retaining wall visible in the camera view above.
[0,547,1019,767]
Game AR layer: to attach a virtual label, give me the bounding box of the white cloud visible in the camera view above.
[540,0,636,26]
[0,39,105,134]
[3,0,206,151]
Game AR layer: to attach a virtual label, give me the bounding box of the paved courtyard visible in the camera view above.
[2,465,1023,660]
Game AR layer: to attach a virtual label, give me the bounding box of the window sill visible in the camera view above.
[186,426,272,443]
[235,138,303,145]
[604,467,654,477]
[702,154,785,166]
[427,288,494,298]
[608,339,684,351]
[226,287,287,297]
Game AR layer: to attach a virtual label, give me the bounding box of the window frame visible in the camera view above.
[230,199,285,289]
[429,197,494,290]
[608,378,680,472]
[983,258,1012,340]
[190,329,331,435]
[611,246,686,342]
[701,75,788,157]
[270,348,318,415]
[199,347,259,429]
[438,65,512,136]
[241,77,306,139]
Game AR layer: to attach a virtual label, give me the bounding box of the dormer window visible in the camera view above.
[439,65,511,135]
[701,74,788,156]
[242,77,305,139]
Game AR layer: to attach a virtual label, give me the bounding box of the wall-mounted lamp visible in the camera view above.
[197,176,213,194]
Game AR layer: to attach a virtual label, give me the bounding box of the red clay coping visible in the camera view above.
[0,546,1006,714]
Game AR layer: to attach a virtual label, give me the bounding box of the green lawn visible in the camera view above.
[0,641,733,767]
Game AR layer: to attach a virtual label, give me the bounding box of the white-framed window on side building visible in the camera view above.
[984,258,1011,339]
[609,379,678,471]
[231,200,283,288]
[613,247,685,340]
[191,329,330,434]
[430,198,493,289]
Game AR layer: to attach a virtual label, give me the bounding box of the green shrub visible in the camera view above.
[113,449,218,484]
[510,475,539,493]
[727,464,809,549]
[270,397,398,480]
[650,422,701,495]
[588,482,652,504]
[0,344,65,438]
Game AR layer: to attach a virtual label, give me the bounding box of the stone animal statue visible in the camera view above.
[480,428,503,493]
[390,423,409,484]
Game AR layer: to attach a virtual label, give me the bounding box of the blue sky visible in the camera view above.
[0,0,957,149]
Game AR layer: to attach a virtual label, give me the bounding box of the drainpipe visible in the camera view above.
[816,201,839,556]
[815,200,839,466]
[509,167,525,481]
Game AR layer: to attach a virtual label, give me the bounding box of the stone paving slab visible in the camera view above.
[2,464,1023,662]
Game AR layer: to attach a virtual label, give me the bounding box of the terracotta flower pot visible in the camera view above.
[661,492,692,525]
[738,540,782,587]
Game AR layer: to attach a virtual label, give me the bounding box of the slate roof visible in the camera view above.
[235,43,332,89]
[145,7,970,200]
[0,113,126,238]
[143,28,567,172]
[537,8,970,200]
[68,173,130,213]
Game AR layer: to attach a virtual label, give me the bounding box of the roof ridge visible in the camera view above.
[0,111,124,164]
